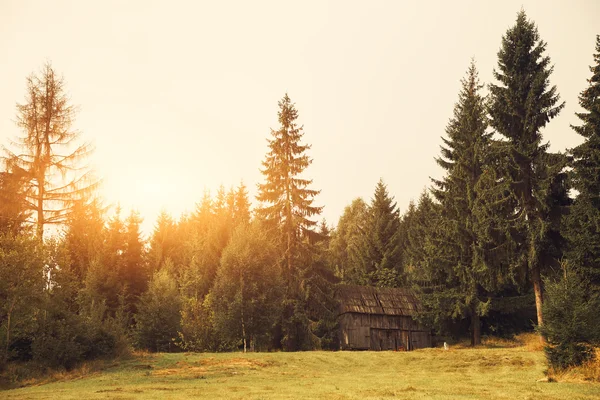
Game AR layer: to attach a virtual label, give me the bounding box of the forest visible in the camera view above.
[1,10,599,381]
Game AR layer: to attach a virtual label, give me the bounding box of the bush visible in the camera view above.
[540,264,600,370]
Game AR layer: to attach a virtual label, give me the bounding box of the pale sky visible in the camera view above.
[1,0,599,235]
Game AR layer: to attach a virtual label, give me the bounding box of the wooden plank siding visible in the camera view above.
[337,285,432,351]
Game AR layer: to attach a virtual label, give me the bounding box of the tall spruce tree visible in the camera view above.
[428,61,492,345]
[566,36,600,287]
[256,93,322,275]
[256,93,323,350]
[488,11,565,328]
[360,179,402,287]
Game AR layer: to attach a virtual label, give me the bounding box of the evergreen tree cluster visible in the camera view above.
[1,11,599,375]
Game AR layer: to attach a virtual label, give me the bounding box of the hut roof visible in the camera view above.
[337,285,420,317]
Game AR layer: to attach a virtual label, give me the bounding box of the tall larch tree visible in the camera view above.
[566,35,600,287]
[488,11,565,328]
[3,63,98,239]
[428,61,492,345]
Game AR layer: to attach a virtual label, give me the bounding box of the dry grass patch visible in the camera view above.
[548,348,600,383]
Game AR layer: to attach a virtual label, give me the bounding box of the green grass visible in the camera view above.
[3,346,599,399]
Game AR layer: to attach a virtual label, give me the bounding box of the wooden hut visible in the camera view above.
[337,285,431,351]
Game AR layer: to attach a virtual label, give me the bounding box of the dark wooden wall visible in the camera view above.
[339,312,431,350]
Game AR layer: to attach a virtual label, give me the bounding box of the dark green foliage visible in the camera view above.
[0,234,44,366]
[256,93,323,273]
[540,264,600,370]
[403,192,438,278]
[255,94,324,350]
[212,223,283,351]
[423,61,492,345]
[134,265,181,352]
[0,170,29,236]
[360,179,402,287]
[565,36,600,286]
[32,243,129,370]
[487,10,565,326]
[63,199,105,281]
[148,211,178,272]
[329,198,369,283]
[234,182,251,227]
[121,210,147,310]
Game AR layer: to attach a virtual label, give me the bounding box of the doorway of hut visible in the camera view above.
[370,328,412,351]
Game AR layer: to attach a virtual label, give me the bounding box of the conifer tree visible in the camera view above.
[427,62,492,345]
[360,179,402,287]
[565,36,600,287]
[148,210,177,271]
[256,94,323,350]
[3,63,98,239]
[234,182,251,226]
[403,192,438,280]
[122,210,146,308]
[256,93,323,276]
[488,11,565,327]
[63,198,105,280]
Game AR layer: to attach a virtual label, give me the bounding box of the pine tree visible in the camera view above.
[488,11,565,328]
[234,182,251,227]
[3,63,98,239]
[403,191,438,280]
[63,198,105,280]
[361,179,402,287]
[148,210,177,271]
[428,61,492,345]
[256,93,323,276]
[255,94,323,350]
[122,210,147,310]
[566,36,600,287]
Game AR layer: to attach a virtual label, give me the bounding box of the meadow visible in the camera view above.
[3,338,599,400]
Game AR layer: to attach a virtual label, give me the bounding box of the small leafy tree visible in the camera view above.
[212,223,283,352]
[0,234,44,365]
[540,263,600,370]
[134,262,181,352]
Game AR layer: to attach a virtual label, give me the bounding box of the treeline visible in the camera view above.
[1,11,599,373]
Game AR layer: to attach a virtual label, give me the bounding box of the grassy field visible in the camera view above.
[3,343,599,399]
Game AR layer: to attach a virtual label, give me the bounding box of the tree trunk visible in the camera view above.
[5,299,16,359]
[532,264,544,344]
[531,265,543,327]
[471,306,481,346]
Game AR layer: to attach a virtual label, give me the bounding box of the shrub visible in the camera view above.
[540,264,600,370]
